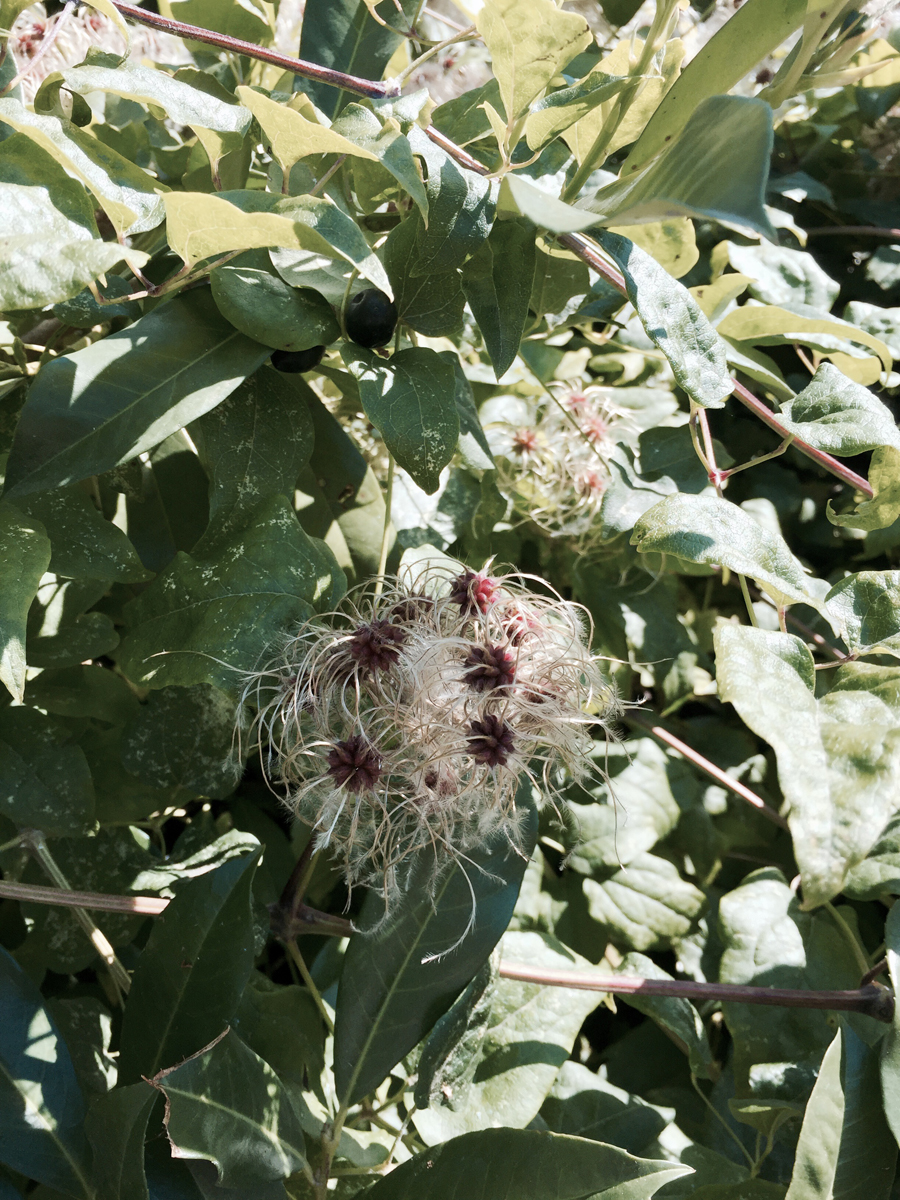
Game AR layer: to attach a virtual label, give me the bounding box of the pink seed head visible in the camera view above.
[449,569,500,616]
[326,735,382,792]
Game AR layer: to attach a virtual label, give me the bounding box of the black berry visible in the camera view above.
[270,345,325,373]
[346,289,398,349]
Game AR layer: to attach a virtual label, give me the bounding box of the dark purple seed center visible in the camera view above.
[449,570,499,615]
[467,714,516,768]
[326,735,382,792]
[347,619,406,672]
[464,643,516,692]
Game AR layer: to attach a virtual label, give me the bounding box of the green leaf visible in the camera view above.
[844,813,900,900]
[503,173,599,235]
[475,0,591,125]
[85,1083,157,1200]
[331,103,429,218]
[832,1026,897,1200]
[718,869,860,1088]
[153,1029,306,1189]
[298,0,420,119]
[333,802,537,1107]
[0,501,50,702]
[0,946,92,1198]
[719,242,839,312]
[236,85,377,179]
[826,571,900,658]
[168,0,271,43]
[210,251,340,353]
[881,903,900,1150]
[118,845,261,1083]
[615,952,716,1080]
[0,96,166,235]
[357,1127,690,1200]
[414,932,601,1143]
[525,69,628,152]
[785,1031,850,1200]
[716,627,900,908]
[591,97,776,241]
[828,447,900,532]
[441,351,494,472]
[408,128,497,276]
[56,57,251,137]
[776,363,900,456]
[27,576,119,670]
[4,290,269,500]
[538,1061,669,1155]
[384,211,466,338]
[717,305,891,376]
[622,0,807,175]
[462,217,536,381]
[190,366,315,556]
[582,852,705,951]
[0,706,94,836]
[118,495,345,691]
[340,347,459,494]
[631,494,828,615]
[595,231,733,408]
[121,684,242,798]
[165,192,390,293]
[15,486,151,583]
[233,974,326,1092]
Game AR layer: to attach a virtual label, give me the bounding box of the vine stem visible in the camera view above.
[496,961,895,1023]
[106,0,401,98]
[624,710,789,829]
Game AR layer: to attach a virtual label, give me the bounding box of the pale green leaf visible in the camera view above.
[0,502,50,702]
[718,304,892,374]
[583,852,705,951]
[828,446,900,532]
[785,1031,843,1200]
[720,241,839,312]
[631,494,828,614]
[776,363,900,455]
[525,69,628,152]
[826,571,900,658]
[475,0,592,125]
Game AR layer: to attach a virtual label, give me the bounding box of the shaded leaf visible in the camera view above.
[0,947,92,1198]
[462,217,536,380]
[118,495,345,691]
[4,290,269,500]
[153,1030,306,1189]
[384,211,466,339]
[340,347,459,494]
[190,366,315,556]
[539,1061,670,1155]
[333,802,537,1106]
[210,251,339,353]
[616,951,716,1080]
[332,103,429,218]
[0,501,50,702]
[16,486,150,583]
[0,705,94,836]
[85,1083,157,1200]
[358,1127,690,1200]
[118,846,261,1083]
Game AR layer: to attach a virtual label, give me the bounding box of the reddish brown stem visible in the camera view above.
[107,0,400,98]
[625,710,789,829]
[497,962,894,1023]
[805,225,900,239]
[0,879,167,914]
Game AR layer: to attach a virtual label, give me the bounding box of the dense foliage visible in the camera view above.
[2,0,900,1196]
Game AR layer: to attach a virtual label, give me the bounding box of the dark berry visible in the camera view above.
[326,735,382,792]
[346,289,398,349]
[347,619,406,672]
[467,714,515,768]
[463,643,516,692]
[270,345,325,373]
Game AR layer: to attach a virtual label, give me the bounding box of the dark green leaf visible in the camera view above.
[298,0,420,118]
[0,946,92,1198]
[333,802,537,1106]
[117,495,345,691]
[4,291,269,500]
[462,218,536,380]
[832,1025,896,1200]
[16,486,151,583]
[384,212,466,339]
[407,127,497,276]
[357,1127,690,1200]
[595,230,733,408]
[340,347,459,494]
[615,952,716,1079]
[880,902,900,1149]
[539,1061,669,1155]
[153,1030,306,1189]
[121,684,242,797]
[210,251,339,352]
[85,1083,157,1200]
[333,103,428,217]
[0,501,50,702]
[0,706,94,836]
[118,845,261,1083]
[234,974,325,1090]
[190,367,315,556]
